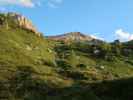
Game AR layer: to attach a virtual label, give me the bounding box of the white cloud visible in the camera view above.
[0,0,63,8]
[48,2,58,8]
[0,7,7,12]
[90,34,104,41]
[0,0,35,8]
[47,0,63,8]
[115,29,133,41]
[129,35,133,40]
[89,32,104,41]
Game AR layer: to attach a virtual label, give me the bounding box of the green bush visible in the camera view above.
[56,60,72,70]
[76,64,87,68]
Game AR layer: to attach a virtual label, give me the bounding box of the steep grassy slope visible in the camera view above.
[0,13,133,100]
[0,13,75,100]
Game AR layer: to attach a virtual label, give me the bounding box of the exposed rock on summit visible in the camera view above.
[48,32,97,42]
[8,12,41,36]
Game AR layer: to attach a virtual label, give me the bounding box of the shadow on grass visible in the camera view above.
[0,65,133,100]
[45,77,133,100]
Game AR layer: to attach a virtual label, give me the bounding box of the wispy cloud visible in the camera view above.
[47,0,63,8]
[0,7,7,12]
[0,0,35,8]
[0,0,63,8]
[48,2,58,8]
[90,34,104,41]
[115,29,133,41]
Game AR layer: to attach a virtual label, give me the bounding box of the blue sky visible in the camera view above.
[0,0,133,41]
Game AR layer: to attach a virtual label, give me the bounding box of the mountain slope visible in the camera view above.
[0,12,133,100]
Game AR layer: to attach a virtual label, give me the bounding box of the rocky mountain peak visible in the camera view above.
[47,32,95,42]
[7,12,41,36]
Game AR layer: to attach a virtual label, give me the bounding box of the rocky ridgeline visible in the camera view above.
[0,12,41,36]
[48,32,95,42]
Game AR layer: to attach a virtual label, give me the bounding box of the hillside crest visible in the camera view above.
[0,12,41,36]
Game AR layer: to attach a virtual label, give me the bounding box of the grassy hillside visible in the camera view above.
[0,13,133,100]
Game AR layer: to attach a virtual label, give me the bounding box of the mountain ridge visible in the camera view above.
[47,32,102,42]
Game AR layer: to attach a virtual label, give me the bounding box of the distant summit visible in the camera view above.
[47,32,101,42]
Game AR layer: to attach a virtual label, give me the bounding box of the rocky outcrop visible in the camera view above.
[7,12,41,36]
[48,32,95,42]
